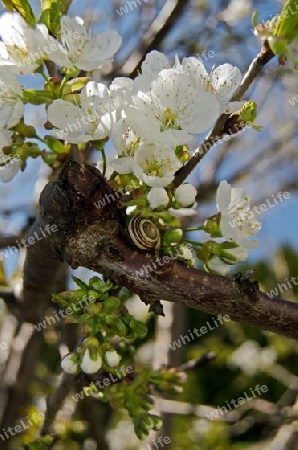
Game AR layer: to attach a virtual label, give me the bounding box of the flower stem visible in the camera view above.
[101,149,107,178]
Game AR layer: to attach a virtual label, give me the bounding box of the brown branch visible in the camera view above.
[0,328,44,450]
[119,0,190,77]
[41,372,75,435]
[173,42,275,188]
[36,159,298,342]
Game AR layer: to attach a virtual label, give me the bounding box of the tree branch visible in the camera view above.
[36,159,298,341]
[119,0,191,77]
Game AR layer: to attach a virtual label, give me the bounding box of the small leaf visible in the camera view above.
[44,135,70,154]
[1,0,36,25]
[22,89,54,105]
[72,276,89,291]
[39,0,73,36]
[63,77,90,96]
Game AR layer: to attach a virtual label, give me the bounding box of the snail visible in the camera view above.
[127,216,161,251]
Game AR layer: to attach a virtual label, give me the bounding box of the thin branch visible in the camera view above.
[41,373,75,435]
[173,42,275,188]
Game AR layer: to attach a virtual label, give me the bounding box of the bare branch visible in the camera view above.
[119,0,190,77]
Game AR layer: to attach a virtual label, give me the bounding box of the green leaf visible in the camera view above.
[71,276,89,291]
[22,89,54,105]
[1,0,36,25]
[63,77,90,96]
[271,0,298,45]
[44,135,70,154]
[39,0,73,36]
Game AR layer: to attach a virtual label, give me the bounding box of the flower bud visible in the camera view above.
[175,184,197,207]
[105,350,121,367]
[203,219,221,236]
[80,349,102,374]
[162,228,183,245]
[61,353,78,374]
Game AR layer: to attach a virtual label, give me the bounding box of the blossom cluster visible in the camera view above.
[0,12,122,181]
[0,10,261,273]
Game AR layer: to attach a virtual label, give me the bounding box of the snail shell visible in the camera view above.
[128,217,161,251]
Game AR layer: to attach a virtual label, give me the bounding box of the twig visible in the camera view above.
[41,372,75,435]
[119,0,190,77]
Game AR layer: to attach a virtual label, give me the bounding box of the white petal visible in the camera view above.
[48,99,83,130]
[111,156,135,174]
[216,180,231,213]
[141,50,170,75]
[208,257,230,275]
[76,31,122,70]
[0,156,21,182]
[210,64,242,106]
[182,56,209,89]
[0,130,12,148]
[81,350,102,374]
[168,206,197,217]
[222,101,246,114]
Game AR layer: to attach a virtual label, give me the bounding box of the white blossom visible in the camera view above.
[0,69,24,129]
[48,81,116,143]
[0,129,13,147]
[81,349,102,374]
[110,119,140,174]
[177,245,195,265]
[175,184,197,207]
[133,143,182,187]
[208,246,248,275]
[208,257,231,276]
[216,180,261,248]
[61,353,78,374]
[125,69,220,146]
[0,130,21,182]
[168,206,197,217]
[220,0,253,26]
[110,77,134,119]
[182,58,242,113]
[147,187,169,209]
[141,50,171,78]
[0,12,50,74]
[105,351,121,367]
[45,16,122,71]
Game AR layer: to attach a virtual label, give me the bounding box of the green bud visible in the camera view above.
[203,220,221,236]
[105,314,119,325]
[84,303,103,315]
[12,121,37,138]
[114,321,127,337]
[130,320,147,339]
[41,152,57,166]
[162,228,183,245]
[203,241,218,255]
[103,296,121,311]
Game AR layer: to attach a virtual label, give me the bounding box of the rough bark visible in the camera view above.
[34,158,298,342]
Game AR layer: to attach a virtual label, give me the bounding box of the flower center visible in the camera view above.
[144,159,164,177]
[160,107,181,131]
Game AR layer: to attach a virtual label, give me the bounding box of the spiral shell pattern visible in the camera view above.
[128,217,161,251]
